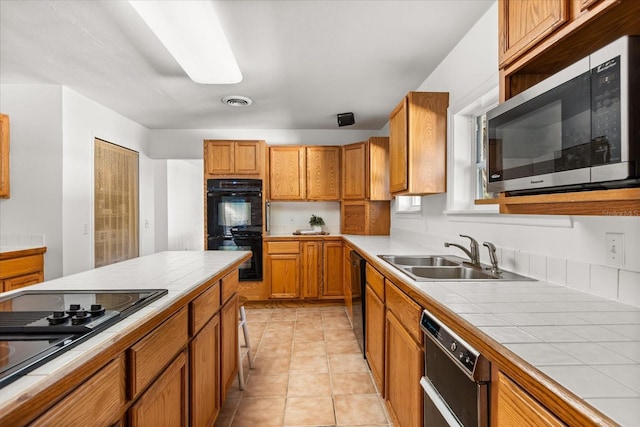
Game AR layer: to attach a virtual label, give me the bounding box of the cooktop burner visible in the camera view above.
[0,289,167,388]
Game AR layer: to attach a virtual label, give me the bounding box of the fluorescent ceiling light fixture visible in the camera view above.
[129,0,242,84]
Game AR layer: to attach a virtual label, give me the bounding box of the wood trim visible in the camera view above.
[0,113,10,198]
[0,246,46,260]
[497,188,640,216]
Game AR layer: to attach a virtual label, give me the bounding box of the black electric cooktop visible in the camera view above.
[0,289,167,388]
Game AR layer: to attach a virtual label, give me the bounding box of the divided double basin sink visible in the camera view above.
[378,255,535,282]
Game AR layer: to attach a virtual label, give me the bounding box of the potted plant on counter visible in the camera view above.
[309,214,325,232]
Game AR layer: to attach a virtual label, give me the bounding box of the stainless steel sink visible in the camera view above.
[404,266,495,280]
[379,255,461,267]
[378,254,535,282]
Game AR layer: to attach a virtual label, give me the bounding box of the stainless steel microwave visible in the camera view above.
[487,36,639,195]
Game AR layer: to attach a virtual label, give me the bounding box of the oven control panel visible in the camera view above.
[420,309,489,382]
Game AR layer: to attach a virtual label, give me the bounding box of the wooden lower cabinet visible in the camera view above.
[129,351,189,427]
[365,285,385,395]
[0,247,46,292]
[31,356,125,426]
[220,293,239,400]
[266,241,301,299]
[321,241,343,298]
[343,244,353,321]
[302,241,321,298]
[495,371,564,426]
[190,314,221,427]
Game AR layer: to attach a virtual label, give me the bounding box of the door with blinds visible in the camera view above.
[94,138,139,268]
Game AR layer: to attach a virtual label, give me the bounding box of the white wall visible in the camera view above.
[61,88,156,275]
[0,85,64,279]
[167,159,204,250]
[269,201,341,234]
[149,128,378,159]
[390,2,640,306]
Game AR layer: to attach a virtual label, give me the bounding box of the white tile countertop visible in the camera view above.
[0,250,251,414]
[344,235,640,427]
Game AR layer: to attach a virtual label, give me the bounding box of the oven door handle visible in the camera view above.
[420,377,463,427]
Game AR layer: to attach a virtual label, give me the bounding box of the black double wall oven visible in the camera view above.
[207,179,263,281]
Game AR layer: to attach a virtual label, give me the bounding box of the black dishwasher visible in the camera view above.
[350,250,366,356]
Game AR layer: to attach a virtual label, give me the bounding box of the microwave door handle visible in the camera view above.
[420,377,463,427]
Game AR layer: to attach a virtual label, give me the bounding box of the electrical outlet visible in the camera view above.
[289,217,295,224]
[605,232,624,267]
[145,219,150,229]
[82,223,89,235]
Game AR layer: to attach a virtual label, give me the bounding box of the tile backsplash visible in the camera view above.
[0,234,46,248]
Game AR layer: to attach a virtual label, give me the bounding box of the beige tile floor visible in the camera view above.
[214,305,394,427]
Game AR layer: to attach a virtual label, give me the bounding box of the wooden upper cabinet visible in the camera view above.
[498,0,569,68]
[0,114,9,198]
[389,92,449,196]
[342,137,390,201]
[269,145,340,201]
[269,146,306,200]
[306,146,340,200]
[204,140,263,176]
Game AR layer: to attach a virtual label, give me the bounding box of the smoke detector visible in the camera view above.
[221,95,253,107]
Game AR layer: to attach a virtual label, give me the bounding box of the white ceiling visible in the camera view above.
[0,0,494,131]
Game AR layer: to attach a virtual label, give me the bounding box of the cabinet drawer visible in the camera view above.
[3,272,42,291]
[32,356,125,426]
[221,269,239,304]
[366,264,384,301]
[0,254,43,280]
[266,241,300,254]
[129,307,188,397]
[385,279,423,344]
[190,280,221,335]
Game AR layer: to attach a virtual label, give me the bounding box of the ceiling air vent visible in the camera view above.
[221,95,253,107]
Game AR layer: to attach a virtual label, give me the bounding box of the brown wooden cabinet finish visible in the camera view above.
[220,294,239,400]
[306,146,341,200]
[302,241,321,299]
[343,243,354,321]
[365,285,385,396]
[269,145,341,201]
[190,314,221,427]
[128,307,188,398]
[0,248,46,292]
[341,201,390,236]
[385,309,424,427]
[204,140,263,176]
[321,241,343,298]
[342,137,390,201]
[499,0,569,67]
[389,92,449,196]
[31,356,125,426]
[266,241,302,299]
[0,113,9,198]
[190,280,221,335]
[129,351,188,427]
[269,146,306,200]
[495,371,564,426]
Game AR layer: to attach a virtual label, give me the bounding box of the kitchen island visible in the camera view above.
[345,235,639,427]
[0,250,251,426]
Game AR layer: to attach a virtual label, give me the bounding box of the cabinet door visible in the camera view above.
[267,253,301,298]
[32,357,125,426]
[343,245,353,321]
[321,241,343,298]
[221,294,239,400]
[306,146,341,200]
[269,146,306,200]
[342,142,367,200]
[499,0,568,67]
[385,310,424,427]
[129,352,188,427]
[389,98,408,194]
[302,241,320,299]
[190,314,221,427]
[234,141,262,175]
[496,371,564,426]
[204,141,235,175]
[365,286,385,395]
